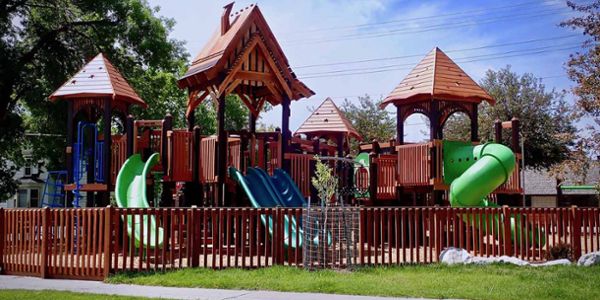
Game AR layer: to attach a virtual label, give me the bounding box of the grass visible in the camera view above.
[108,264,600,300]
[0,289,153,300]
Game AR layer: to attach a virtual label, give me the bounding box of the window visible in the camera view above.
[17,189,27,207]
[24,166,31,176]
[30,189,39,208]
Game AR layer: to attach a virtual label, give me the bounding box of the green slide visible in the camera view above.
[444,141,544,246]
[115,153,164,248]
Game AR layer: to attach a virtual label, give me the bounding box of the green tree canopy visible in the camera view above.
[0,0,188,200]
[340,95,396,152]
[193,94,249,136]
[444,66,576,169]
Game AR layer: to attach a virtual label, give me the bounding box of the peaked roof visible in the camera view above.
[295,98,362,141]
[178,3,313,105]
[49,53,146,108]
[380,47,494,108]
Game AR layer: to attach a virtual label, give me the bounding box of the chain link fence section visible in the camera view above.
[302,205,360,270]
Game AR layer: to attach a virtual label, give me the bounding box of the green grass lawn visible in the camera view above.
[0,289,153,300]
[108,264,600,300]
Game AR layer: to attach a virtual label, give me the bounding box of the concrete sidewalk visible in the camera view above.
[0,275,428,300]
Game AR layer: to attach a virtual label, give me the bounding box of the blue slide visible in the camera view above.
[253,168,306,207]
[229,167,304,248]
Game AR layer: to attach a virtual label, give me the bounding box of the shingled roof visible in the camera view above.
[380,47,494,108]
[295,98,362,141]
[178,2,313,112]
[49,53,146,108]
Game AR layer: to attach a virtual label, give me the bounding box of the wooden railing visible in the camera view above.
[374,155,397,199]
[200,136,217,183]
[284,153,313,197]
[1,207,599,280]
[396,143,431,186]
[167,130,193,182]
[110,135,127,185]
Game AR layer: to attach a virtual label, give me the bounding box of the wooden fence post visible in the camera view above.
[0,208,4,273]
[502,205,513,256]
[571,206,582,260]
[103,206,113,279]
[40,208,49,278]
[191,208,201,267]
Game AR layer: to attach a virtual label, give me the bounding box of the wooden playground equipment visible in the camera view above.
[46,4,524,209]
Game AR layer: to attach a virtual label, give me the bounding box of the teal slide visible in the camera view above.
[229,167,304,248]
[444,141,544,246]
[115,153,164,248]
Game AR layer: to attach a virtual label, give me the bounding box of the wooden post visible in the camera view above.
[511,117,520,153]
[249,113,257,135]
[336,134,344,157]
[494,119,502,143]
[281,96,291,173]
[0,208,4,272]
[102,98,112,206]
[66,102,74,205]
[217,94,227,206]
[103,206,112,279]
[192,126,201,183]
[162,114,173,171]
[309,138,319,202]
[570,206,582,260]
[369,141,380,204]
[40,207,49,278]
[191,209,200,267]
[471,103,479,142]
[502,205,513,256]
[125,115,134,157]
[430,101,440,140]
[396,104,404,145]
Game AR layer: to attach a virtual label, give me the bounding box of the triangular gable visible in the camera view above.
[381,47,494,108]
[295,98,362,141]
[178,3,313,115]
[49,53,146,108]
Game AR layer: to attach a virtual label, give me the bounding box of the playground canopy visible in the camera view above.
[381,47,496,143]
[49,53,147,110]
[177,2,314,117]
[380,47,494,108]
[295,97,361,141]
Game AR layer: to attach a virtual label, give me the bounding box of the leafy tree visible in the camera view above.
[193,94,249,135]
[0,0,187,200]
[340,95,396,152]
[555,1,600,180]
[444,66,576,169]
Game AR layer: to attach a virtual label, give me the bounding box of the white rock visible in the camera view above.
[577,252,600,266]
[439,247,472,265]
[531,259,572,267]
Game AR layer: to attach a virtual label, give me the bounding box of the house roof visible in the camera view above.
[295,98,362,141]
[178,3,313,110]
[524,165,599,195]
[49,53,146,108]
[380,47,494,108]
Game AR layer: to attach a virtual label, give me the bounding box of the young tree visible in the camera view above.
[340,95,396,152]
[0,0,187,200]
[444,66,576,169]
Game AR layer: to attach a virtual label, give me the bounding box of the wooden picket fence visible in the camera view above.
[1,207,599,281]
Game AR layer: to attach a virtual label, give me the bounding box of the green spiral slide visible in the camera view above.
[444,141,544,246]
[115,153,164,248]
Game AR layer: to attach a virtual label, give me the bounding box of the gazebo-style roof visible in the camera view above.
[178,2,314,117]
[295,98,361,141]
[380,47,494,108]
[49,53,146,109]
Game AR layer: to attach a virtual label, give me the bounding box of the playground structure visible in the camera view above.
[4,2,599,281]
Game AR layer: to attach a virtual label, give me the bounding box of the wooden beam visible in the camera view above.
[217,93,227,207]
[255,40,293,99]
[217,34,261,94]
[235,70,276,82]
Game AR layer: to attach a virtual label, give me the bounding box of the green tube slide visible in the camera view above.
[444,141,544,247]
[115,153,164,248]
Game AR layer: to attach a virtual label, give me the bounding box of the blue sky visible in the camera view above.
[147,0,586,141]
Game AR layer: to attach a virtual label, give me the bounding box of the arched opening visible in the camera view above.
[404,113,430,143]
[442,111,472,142]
